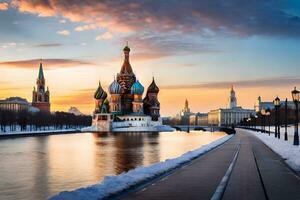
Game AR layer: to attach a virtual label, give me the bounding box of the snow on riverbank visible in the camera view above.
[50,134,234,200]
[0,129,80,136]
[252,125,298,136]
[245,129,300,172]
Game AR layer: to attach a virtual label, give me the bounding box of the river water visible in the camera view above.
[0,131,226,200]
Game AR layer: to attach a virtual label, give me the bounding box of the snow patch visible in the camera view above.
[50,134,233,200]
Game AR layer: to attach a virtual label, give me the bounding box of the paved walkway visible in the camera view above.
[123,129,300,200]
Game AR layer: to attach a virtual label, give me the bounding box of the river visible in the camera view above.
[0,131,226,200]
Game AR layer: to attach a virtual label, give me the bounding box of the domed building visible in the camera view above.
[91,44,173,132]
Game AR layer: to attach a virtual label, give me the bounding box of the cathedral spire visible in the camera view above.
[120,43,133,74]
[38,60,44,80]
[185,99,189,109]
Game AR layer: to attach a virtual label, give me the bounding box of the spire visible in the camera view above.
[185,99,189,109]
[38,60,44,80]
[147,77,159,93]
[120,43,133,74]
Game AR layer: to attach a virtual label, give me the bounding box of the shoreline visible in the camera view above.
[0,129,82,139]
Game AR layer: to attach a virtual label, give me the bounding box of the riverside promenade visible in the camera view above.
[123,129,300,200]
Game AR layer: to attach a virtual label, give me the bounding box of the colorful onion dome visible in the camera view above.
[131,80,144,95]
[109,79,121,94]
[147,77,159,93]
[94,81,107,100]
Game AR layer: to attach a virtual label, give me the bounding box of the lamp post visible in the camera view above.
[266,108,271,135]
[274,96,281,138]
[247,118,251,129]
[291,87,299,146]
[284,98,288,141]
[261,108,266,133]
[254,115,258,131]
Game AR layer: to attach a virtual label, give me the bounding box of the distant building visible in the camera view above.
[32,61,50,112]
[0,97,38,112]
[178,99,193,124]
[254,96,295,113]
[208,86,255,126]
[189,112,208,126]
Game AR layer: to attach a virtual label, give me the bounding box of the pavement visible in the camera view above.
[122,129,300,200]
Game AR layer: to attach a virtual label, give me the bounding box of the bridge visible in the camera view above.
[171,125,209,132]
[171,125,236,134]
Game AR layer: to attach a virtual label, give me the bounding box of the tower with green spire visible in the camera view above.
[32,60,50,112]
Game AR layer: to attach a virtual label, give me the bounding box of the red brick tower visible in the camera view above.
[32,61,50,112]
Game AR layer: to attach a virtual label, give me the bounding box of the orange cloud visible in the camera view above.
[0,59,94,69]
[0,2,8,10]
[51,89,95,114]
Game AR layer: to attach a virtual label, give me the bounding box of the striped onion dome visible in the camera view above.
[108,79,121,94]
[94,81,107,100]
[131,80,144,95]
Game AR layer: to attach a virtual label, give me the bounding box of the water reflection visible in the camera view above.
[0,131,225,200]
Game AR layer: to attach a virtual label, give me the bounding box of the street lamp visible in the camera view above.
[254,115,258,131]
[274,96,281,138]
[261,108,266,133]
[284,98,288,141]
[266,108,271,135]
[291,87,299,145]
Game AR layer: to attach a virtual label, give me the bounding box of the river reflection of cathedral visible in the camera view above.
[92,132,160,174]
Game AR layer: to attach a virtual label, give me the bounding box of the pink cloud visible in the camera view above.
[0,59,94,69]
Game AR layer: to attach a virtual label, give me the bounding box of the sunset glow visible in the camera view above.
[1,0,300,115]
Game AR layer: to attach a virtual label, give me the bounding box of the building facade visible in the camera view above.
[178,99,193,124]
[0,97,30,112]
[189,112,208,126]
[208,86,255,126]
[32,61,50,112]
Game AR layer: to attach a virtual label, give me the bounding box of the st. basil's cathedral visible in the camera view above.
[90,44,173,132]
[93,44,160,120]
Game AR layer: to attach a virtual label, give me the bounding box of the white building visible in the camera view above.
[254,96,295,112]
[208,86,255,126]
[0,97,39,112]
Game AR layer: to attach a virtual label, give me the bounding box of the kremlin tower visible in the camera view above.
[32,61,50,112]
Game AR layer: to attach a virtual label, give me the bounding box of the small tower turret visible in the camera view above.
[94,81,108,114]
[108,79,122,114]
[131,80,144,114]
[143,77,160,121]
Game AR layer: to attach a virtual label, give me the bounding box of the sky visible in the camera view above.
[0,0,300,116]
